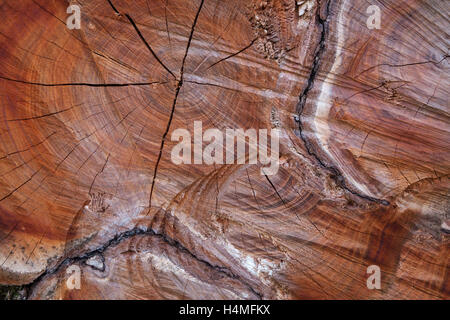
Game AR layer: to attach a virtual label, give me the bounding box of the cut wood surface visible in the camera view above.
[0,0,448,299]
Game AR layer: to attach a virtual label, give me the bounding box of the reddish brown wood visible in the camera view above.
[0,0,448,299]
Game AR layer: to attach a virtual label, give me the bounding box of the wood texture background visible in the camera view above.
[0,0,448,299]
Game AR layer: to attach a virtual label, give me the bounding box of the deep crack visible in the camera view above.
[124,13,177,79]
[148,0,205,209]
[25,226,262,300]
[295,0,389,206]
[148,81,182,208]
[0,76,167,87]
[207,38,257,70]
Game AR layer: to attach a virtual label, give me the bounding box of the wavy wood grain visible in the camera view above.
[0,0,448,299]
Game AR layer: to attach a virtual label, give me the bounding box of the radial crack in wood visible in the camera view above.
[0,0,448,300]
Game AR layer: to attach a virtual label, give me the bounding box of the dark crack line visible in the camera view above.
[148,0,205,209]
[25,226,262,300]
[0,132,56,159]
[107,0,120,15]
[0,167,42,203]
[295,0,389,206]
[6,104,82,122]
[206,38,257,70]
[88,153,111,195]
[93,51,140,73]
[107,0,176,78]
[124,14,176,79]
[106,1,198,209]
[356,54,449,78]
[264,173,327,239]
[179,0,205,76]
[0,75,166,87]
[148,83,181,209]
[264,174,287,208]
[0,154,41,179]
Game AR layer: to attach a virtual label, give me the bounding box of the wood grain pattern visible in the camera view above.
[0,0,448,299]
